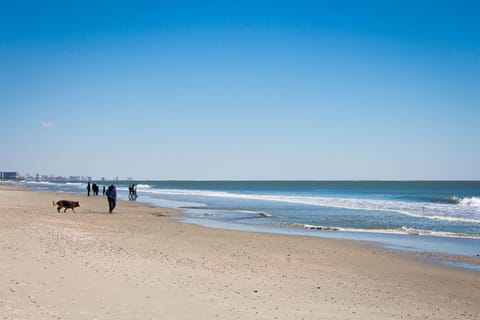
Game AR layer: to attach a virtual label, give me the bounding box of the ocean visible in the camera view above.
[7,180,480,268]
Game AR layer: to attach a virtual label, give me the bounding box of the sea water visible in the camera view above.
[8,180,480,268]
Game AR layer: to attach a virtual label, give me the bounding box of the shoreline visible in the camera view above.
[1,187,479,319]
[6,180,480,243]
[182,217,480,270]
[4,183,480,269]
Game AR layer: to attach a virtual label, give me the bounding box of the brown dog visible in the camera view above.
[53,200,80,213]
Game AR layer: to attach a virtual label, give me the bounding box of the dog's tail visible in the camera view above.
[52,200,56,206]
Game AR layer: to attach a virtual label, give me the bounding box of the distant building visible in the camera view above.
[0,171,19,180]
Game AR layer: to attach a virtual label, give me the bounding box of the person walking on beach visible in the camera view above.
[102,185,106,196]
[106,184,117,213]
[132,184,137,201]
[87,182,91,197]
[128,184,133,201]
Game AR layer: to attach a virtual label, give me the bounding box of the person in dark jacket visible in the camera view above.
[87,182,91,197]
[105,184,117,213]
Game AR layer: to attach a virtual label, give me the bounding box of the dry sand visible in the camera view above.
[0,186,479,319]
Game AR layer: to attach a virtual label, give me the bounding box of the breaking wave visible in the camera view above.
[136,184,152,189]
[419,196,480,207]
[458,197,480,207]
[145,189,480,224]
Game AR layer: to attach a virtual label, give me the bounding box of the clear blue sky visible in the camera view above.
[1,1,479,180]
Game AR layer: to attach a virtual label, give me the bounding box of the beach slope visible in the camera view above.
[0,187,479,319]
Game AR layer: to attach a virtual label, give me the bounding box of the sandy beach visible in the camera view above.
[0,186,479,320]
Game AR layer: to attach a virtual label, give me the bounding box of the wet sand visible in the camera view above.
[0,186,479,319]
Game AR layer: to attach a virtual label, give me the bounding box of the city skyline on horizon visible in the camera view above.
[3,170,480,182]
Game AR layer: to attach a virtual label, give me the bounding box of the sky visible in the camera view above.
[1,0,479,180]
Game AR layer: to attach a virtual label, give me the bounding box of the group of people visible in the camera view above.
[128,184,138,201]
[86,182,104,197]
[86,182,128,214]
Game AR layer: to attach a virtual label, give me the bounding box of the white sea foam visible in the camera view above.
[24,180,52,184]
[144,189,480,224]
[459,197,480,207]
[23,180,78,189]
[302,224,480,239]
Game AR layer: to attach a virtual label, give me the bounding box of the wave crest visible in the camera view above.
[458,197,480,207]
